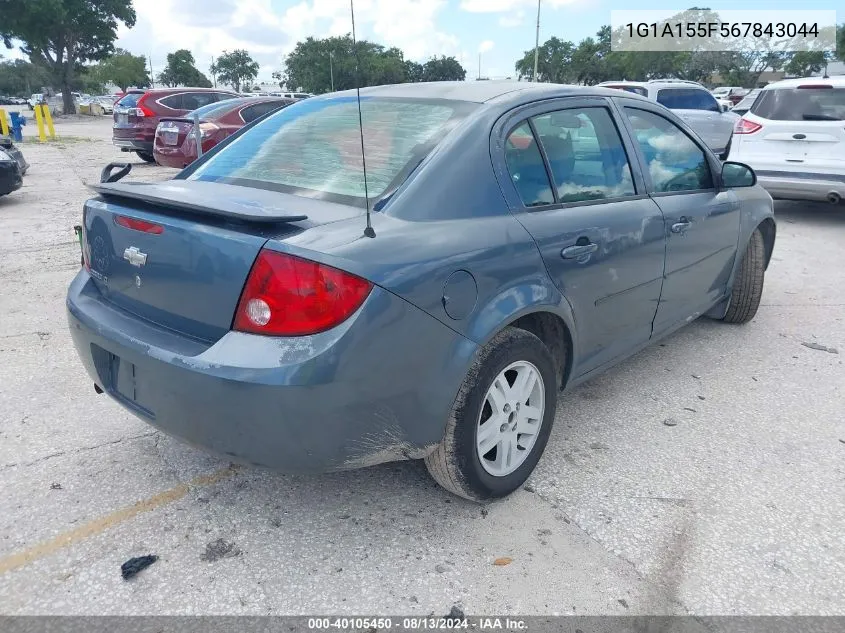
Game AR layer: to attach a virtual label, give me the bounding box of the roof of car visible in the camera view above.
[323,80,652,104]
[762,76,845,89]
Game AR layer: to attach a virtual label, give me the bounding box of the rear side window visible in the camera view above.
[532,107,636,203]
[751,87,845,121]
[656,88,720,113]
[117,92,144,108]
[182,92,217,110]
[189,96,475,207]
[159,94,183,109]
[505,123,554,207]
[241,101,287,123]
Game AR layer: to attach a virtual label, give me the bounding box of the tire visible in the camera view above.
[424,326,558,502]
[721,228,765,324]
[136,151,155,163]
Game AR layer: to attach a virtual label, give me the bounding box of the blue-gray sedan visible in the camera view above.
[67,81,776,501]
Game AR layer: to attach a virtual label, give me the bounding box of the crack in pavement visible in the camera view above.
[527,485,695,616]
[1,431,158,471]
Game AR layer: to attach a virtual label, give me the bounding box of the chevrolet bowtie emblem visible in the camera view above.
[123,246,148,267]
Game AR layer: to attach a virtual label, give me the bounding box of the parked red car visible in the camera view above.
[113,87,240,163]
[153,96,293,168]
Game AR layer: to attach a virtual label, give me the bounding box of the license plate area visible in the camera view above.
[90,344,154,418]
[162,130,178,146]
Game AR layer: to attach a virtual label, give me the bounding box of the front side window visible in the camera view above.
[624,108,713,193]
[657,88,720,113]
[189,96,475,207]
[531,107,636,203]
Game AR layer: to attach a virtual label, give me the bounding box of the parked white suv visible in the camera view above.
[728,77,845,204]
[598,79,739,158]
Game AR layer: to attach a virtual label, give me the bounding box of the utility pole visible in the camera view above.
[478,52,481,80]
[533,0,541,81]
[148,55,155,88]
[329,52,334,91]
[211,55,217,88]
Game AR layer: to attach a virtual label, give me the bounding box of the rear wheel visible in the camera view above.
[424,327,557,502]
[721,229,765,324]
[136,151,155,163]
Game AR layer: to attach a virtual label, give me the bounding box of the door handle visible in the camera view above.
[561,242,598,259]
[671,219,692,234]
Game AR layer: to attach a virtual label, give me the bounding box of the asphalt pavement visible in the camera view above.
[0,117,843,616]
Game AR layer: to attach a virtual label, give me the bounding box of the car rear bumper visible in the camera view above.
[113,138,153,153]
[153,146,191,168]
[755,170,845,202]
[0,162,22,195]
[66,270,477,473]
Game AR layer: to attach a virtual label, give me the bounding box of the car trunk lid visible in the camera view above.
[156,117,195,148]
[82,180,362,342]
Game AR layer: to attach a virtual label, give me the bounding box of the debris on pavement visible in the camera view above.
[49,483,62,490]
[435,564,448,573]
[121,555,158,580]
[663,418,679,427]
[201,538,241,562]
[618,598,629,609]
[802,342,839,354]
[447,605,465,619]
[493,557,513,566]
[524,483,536,493]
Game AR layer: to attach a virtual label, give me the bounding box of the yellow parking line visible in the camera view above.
[0,465,240,576]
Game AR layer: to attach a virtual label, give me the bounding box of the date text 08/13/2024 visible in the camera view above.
[307,617,528,630]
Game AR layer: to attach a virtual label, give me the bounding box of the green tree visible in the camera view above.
[784,51,830,77]
[210,49,259,93]
[405,60,424,82]
[0,0,135,114]
[275,35,411,93]
[97,48,150,92]
[0,58,51,95]
[420,56,466,81]
[515,37,575,82]
[158,49,212,87]
[836,24,845,62]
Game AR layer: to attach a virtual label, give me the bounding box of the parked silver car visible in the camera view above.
[598,79,739,159]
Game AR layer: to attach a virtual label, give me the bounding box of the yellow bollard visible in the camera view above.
[0,108,9,136]
[40,104,56,139]
[33,104,47,142]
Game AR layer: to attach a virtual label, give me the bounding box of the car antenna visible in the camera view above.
[350,0,375,238]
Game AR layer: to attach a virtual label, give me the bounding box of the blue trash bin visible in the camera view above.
[9,112,25,142]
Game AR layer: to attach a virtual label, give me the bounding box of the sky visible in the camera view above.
[4,0,841,86]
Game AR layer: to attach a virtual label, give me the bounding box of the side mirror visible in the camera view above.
[722,161,756,188]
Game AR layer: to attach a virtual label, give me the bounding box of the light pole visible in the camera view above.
[329,51,335,91]
[533,0,541,81]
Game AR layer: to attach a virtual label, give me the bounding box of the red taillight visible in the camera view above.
[134,93,155,118]
[114,215,164,234]
[81,222,91,271]
[734,117,762,134]
[233,250,373,336]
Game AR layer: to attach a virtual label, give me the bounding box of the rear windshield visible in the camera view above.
[656,88,721,112]
[605,85,647,96]
[187,96,476,207]
[751,87,845,121]
[116,92,144,108]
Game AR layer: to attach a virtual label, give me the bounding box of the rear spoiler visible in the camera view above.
[88,179,309,224]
